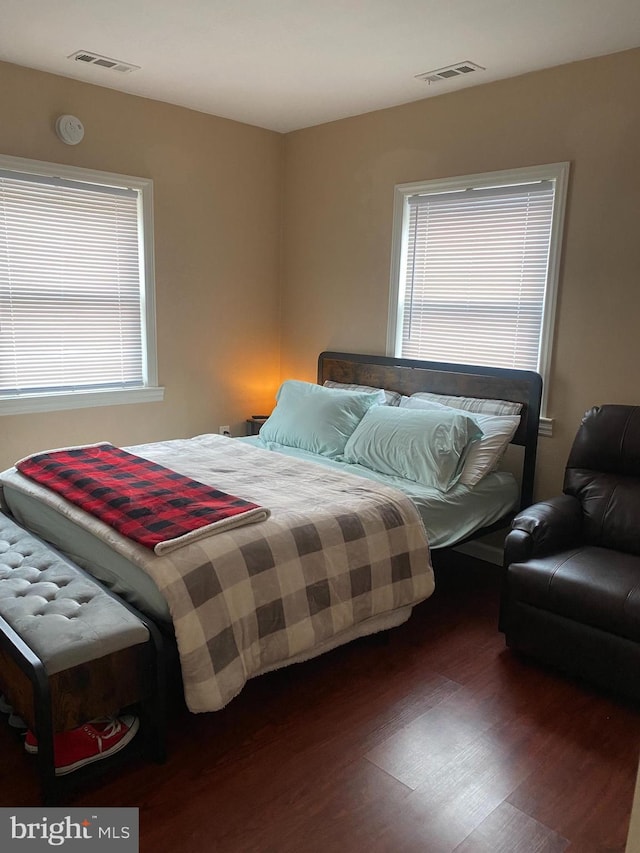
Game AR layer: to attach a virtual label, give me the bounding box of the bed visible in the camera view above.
[0,351,542,713]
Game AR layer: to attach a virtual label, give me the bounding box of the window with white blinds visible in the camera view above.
[388,164,569,416]
[0,155,161,414]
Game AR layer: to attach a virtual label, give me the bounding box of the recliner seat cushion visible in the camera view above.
[508,545,640,642]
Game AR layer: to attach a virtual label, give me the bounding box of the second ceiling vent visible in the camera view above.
[68,50,140,73]
[415,61,485,85]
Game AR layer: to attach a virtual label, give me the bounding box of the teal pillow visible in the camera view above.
[259,380,384,458]
[341,405,483,491]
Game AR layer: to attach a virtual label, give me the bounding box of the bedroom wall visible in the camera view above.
[280,47,640,500]
[0,60,282,471]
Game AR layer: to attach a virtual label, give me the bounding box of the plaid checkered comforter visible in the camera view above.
[0,435,434,713]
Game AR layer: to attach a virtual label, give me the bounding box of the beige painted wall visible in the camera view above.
[280,48,640,499]
[2,49,640,500]
[0,60,283,470]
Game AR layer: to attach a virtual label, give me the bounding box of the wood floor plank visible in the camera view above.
[453,801,569,852]
[365,688,504,790]
[507,713,640,853]
[136,757,414,853]
[365,698,570,852]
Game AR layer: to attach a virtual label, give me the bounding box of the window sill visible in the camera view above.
[0,387,165,416]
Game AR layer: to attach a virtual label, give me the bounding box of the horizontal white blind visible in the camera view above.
[0,172,144,397]
[400,180,555,370]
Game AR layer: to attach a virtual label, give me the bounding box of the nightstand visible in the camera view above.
[246,416,268,436]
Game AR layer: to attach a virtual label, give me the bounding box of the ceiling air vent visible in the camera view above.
[67,50,141,73]
[415,61,485,85]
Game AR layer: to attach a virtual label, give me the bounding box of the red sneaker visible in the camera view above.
[25,715,139,775]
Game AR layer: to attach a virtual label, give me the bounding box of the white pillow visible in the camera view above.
[400,396,520,487]
[406,391,522,417]
[341,405,482,492]
[323,381,401,406]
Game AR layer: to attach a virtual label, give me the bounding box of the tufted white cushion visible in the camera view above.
[0,514,148,675]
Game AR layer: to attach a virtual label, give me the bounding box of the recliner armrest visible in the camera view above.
[504,494,583,565]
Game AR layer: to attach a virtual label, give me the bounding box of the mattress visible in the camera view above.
[0,435,516,627]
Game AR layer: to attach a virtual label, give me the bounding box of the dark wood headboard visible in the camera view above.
[318,351,542,510]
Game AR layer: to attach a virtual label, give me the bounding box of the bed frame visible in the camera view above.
[318,351,542,539]
[0,353,543,717]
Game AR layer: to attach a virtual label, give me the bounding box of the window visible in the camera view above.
[0,154,163,415]
[387,163,570,422]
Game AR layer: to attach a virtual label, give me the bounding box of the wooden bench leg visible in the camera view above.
[31,665,57,805]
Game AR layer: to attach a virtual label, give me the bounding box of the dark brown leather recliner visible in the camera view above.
[500,404,640,702]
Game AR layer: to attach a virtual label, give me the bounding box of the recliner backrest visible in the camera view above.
[564,405,640,555]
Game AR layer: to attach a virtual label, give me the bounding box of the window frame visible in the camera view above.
[386,162,570,430]
[0,153,163,416]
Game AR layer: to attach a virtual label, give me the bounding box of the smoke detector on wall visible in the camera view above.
[55,114,84,145]
[67,50,141,74]
[415,61,485,85]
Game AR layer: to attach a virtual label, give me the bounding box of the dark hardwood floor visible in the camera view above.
[1,551,639,852]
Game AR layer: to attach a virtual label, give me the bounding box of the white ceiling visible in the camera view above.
[2,0,640,133]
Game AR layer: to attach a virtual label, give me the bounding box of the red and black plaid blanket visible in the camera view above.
[16,443,269,554]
